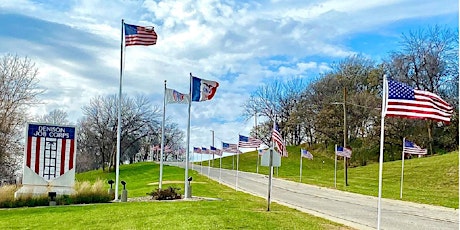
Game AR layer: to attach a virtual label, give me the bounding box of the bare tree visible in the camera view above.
[242,78,307,145]
[78,94,162,171]
[385,25,459,154]
[0,54,43,181]
[36,109,70,125]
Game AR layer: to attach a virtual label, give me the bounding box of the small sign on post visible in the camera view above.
[261,148,281,167]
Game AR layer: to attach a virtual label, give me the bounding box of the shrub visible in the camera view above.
[147,186,182,200]
[71,179,112,204]
[0,179,111,208]
[0,185,16,203]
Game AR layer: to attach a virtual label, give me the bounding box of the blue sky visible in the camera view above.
[0,0,458,158]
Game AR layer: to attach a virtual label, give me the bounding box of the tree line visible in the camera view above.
[243,26,458,166]
[0,26,457,182]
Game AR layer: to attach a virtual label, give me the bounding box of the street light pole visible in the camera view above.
[343,87,348,186]
[331,87,349,187]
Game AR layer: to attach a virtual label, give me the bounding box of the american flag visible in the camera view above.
[385,79,453,123]
[151,145,160,151]
[222,142,240,153]
[238,135,262,148]
[301,149,313,160]
[193,147,202,154]
[403,139,427,155]
[163,145,172,153]
[272,123,288,157]
[258,149,267,156]
[124,23,157,46]
[336,146,352,158]
[210,146,223,156]
[201,147,210,154]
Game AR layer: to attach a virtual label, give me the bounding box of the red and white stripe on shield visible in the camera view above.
[26,136,75,181]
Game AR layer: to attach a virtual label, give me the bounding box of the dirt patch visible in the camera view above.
[148,181,206,185]
[128,196,221,202]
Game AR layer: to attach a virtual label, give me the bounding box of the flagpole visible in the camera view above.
[159,80,167,189]
[334,144,337,188]
[114,19,125,201]
[255,112,259,174]
[377,76,388,229]
[400,137,405,199]
[267,118,275,211]
[211,130,215,167]
[299,149,303,183]
[236,143,239,190]
[184,73,192,199]
[219,150,222,183]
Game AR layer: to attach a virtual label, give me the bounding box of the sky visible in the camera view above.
[0,0,458,160]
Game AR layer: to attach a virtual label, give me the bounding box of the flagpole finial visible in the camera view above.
[190,72,193,77]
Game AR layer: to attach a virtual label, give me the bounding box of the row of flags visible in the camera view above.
[164,76,219,104]
[192,124,289,158]
[193,146,223,156]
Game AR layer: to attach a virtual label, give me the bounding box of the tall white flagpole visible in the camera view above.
[159,80,167,189]
[115,19,125,201]
[400,137,406,199]
[219,152,222,183]
[377,76,388,229]
[334,144,337,188]
[236,143,240,190]
[255,112,259,174]
[267,117,275,211]
[299,150,303,182]
[184,73,192,199]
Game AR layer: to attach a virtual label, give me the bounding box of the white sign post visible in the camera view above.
[261,148,281,211]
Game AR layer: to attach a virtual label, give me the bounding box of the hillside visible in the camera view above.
[202,147,458,208]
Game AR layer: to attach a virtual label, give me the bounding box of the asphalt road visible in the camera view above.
[168,162,459,230]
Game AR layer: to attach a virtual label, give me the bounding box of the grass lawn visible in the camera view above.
[0,162,351,230]
[203,146,458,208]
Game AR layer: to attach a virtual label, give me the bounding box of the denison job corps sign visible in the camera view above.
[15,123,77,197]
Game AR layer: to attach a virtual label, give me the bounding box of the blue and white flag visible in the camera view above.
[301,149,313,160]
[191,75,219,102]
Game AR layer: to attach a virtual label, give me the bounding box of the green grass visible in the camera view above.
[0,162,350,229]
[203,146,459,208]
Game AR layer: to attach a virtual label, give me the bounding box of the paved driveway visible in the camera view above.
[168,163,459,230]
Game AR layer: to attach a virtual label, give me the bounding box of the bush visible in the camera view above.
[147,186,182,200]
[0,179,112,208]
[0,185,16,203]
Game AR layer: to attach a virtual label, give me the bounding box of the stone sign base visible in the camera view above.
[14,166,75,198]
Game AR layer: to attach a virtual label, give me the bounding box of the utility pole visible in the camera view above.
[255,111,259,174]
[211,130,215,167]
[343,87,348,186]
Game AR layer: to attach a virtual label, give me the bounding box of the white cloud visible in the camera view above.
[0,0,457,150]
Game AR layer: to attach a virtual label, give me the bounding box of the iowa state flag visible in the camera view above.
[191,75,219,102]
